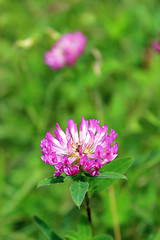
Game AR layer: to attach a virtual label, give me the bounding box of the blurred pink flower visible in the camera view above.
[44,31,87,69]
[40,117,118,177]
[153,31,160,53]
[153,41,160,52]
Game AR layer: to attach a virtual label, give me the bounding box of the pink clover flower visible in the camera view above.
[40,117,118,177]
[44,31,87,69]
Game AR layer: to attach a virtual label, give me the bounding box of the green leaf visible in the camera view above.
[92,234,113,240]
[97,171,127,180]
[70,180,89,208]
[33,216,62,240]
[89,157,132,194]
[65,216,92,240]
[102,157,133,173]
[37,176,65,188]
[65,231,80,240]
[78,216,92,240]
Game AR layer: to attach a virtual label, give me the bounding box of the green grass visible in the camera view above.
[1,0,160,239]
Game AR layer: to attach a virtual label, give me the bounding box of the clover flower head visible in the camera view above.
[40,117,118,177]
[44,31,87,69]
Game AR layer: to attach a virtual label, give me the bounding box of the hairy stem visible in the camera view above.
[85,192,92,225]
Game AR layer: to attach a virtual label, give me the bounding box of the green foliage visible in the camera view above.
[65,231,80,240]
[102,157,133,173]
[70,180,89,208]
[1,0,160,239]
[89,157,132,194]
[77,216,92,240]
[37,176,65,188]
[37,170,128,208]
[33,216,62,240]
[92,235,113,240]
[96,171,127,180]
[65,216,113,240]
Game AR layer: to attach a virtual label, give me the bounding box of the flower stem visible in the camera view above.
[85,192,92,225]
[109,186,121,240]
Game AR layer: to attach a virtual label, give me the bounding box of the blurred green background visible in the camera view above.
[1,0,160,239]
